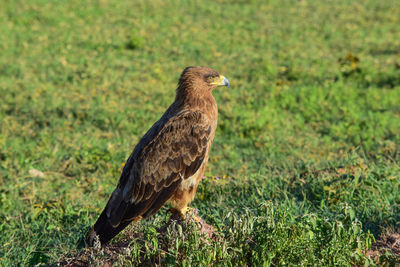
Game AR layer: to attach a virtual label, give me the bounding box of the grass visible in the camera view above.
[0,0,399,265]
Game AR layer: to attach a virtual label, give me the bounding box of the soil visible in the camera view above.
[56,211,215,266]
[364,228,400,264]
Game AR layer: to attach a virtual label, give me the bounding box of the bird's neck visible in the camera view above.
[174,91,217,118]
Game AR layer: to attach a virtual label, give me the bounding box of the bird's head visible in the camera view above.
[177,66,229,98]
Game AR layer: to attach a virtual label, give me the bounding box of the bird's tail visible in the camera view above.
[86,209,131,246]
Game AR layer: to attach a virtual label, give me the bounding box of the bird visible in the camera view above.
[86,66,229,246]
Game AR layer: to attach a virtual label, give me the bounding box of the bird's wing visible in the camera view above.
[105,110,212,227]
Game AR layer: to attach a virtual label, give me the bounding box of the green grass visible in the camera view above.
[1,0,399,265]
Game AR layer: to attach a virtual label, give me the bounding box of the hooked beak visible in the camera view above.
[221,76,230,87]
[211,75,230,87]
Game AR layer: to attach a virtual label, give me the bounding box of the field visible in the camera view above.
[1,0,399,265]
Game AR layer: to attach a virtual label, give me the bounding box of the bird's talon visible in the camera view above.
[193,214,202,224]
[181,207,198,216]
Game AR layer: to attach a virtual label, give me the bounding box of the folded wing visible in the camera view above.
[92,110,212,243]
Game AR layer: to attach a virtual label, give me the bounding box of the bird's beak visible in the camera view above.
[211,75,230,87]
[221,76,230,87]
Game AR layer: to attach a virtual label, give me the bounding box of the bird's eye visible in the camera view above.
[204,74,218,83]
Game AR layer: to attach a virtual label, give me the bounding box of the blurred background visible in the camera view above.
[0,0,399,265]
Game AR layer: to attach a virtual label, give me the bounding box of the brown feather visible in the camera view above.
[87,66,225,246]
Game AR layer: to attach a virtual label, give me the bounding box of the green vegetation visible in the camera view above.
[1,0,399,265]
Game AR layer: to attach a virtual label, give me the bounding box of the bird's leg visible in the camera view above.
[167,207,189,220]
[168,206,200,220]
[181,206,195,216]
[166,206,214,239]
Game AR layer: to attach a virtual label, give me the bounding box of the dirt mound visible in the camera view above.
[57,212,215,266]
[365,228,400,264]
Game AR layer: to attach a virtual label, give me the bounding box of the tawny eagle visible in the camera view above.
[87,66,229,245]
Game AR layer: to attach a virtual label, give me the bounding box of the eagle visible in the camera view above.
[86,66,229,245]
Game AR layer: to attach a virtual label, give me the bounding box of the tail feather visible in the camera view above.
[85,180,182,246]
[86,209,131,246]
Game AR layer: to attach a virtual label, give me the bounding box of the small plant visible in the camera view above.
[338,53,362,78]
[125,29,143,50]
